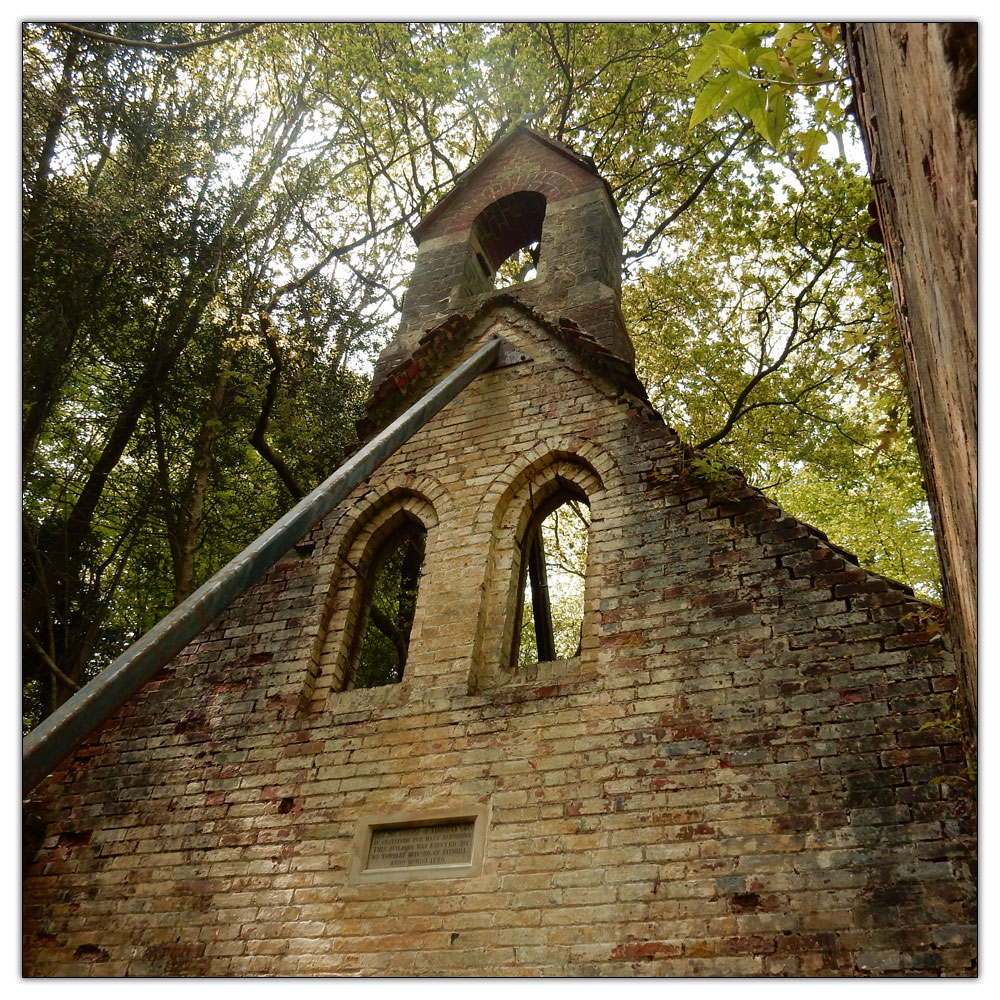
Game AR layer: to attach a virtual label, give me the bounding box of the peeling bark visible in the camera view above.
[846,22,978,727]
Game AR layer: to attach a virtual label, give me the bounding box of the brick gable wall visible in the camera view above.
[23,308,976,976]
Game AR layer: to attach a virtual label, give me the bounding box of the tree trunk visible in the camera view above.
[23,31,81,277]
[21,277,220,665]
[171,346,235,604]
[845,22,978,729]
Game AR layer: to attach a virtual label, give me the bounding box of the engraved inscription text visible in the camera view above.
[367,822,475,870]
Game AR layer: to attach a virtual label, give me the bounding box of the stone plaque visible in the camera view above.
[367,821,476,870]
[348,804,488,883]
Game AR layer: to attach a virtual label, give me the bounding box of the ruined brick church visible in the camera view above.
[23,127,976,976]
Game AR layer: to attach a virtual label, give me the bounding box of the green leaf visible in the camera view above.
[785,30,816,65]
[799,127,826,167]
[755,48,784,78]
[775,22,805,47]
[689,71,735,128]
[717,44,750,74]
[720,75,761,117]
[740,85,770,143]
[765,86,788,147]
[686,38,720,82]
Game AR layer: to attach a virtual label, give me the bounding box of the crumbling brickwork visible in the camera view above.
[23,129,975,977]
[23,304,976,976]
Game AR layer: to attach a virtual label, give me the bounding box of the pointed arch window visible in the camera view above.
[513,490,590,667]
[348,516,426,689]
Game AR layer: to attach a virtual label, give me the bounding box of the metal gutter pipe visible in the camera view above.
[23,336,504,793]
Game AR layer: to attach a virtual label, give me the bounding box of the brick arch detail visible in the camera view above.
[476,436,622,534]
[316,475,447,558]
[301,482,443,710]
[469,445,617,692]
[438,167,601,239]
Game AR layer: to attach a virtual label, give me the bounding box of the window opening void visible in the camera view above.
[515,495,590,667]
[465,191,546,295]
[351,518,426,688]
[494,241,539,286]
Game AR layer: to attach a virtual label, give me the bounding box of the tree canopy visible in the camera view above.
[22,21,938,729]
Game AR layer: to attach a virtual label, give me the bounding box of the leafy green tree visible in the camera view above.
[21,22,384,723]
[22,21,938,729]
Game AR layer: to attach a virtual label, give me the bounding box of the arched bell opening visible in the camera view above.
[461,190,547,296]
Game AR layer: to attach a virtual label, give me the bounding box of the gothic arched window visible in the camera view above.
[512,490,590,667]
[348,515,427,689]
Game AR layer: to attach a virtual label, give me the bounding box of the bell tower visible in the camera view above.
[375,126,633,383]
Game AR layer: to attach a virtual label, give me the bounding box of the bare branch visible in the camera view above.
[695,244,845,450]
[23,626,81,693]
[250,323,305,501]
[49,21,260,53]
[626,123,753,262]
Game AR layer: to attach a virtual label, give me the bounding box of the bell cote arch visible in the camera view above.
[376,126,633,384]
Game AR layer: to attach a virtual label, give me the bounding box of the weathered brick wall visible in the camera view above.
[23,307,975,976]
